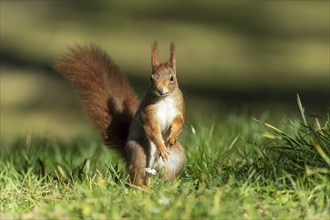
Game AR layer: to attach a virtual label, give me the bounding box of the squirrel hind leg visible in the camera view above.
[162,142,185,181]
[126,140,149,187]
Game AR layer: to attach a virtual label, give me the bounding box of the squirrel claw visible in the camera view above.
[159,147,169,161]
[167,137,177,146]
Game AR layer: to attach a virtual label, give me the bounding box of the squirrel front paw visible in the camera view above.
[158,146,170,161]
[166,136,177,146]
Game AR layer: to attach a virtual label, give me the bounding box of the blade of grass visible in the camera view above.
[297,94,308,127]
[315,145,330,166]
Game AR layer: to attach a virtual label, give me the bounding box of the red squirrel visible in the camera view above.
[56,41,185,186]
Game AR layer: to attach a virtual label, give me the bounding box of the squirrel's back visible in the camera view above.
[55,45,140,153]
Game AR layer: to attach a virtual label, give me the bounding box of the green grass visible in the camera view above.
[1,99,329,219]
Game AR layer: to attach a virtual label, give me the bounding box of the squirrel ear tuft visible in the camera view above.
[151,41,160,70]
[169,42,176,72]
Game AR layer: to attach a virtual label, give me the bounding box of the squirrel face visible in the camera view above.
[150,63,177,97]
[150,41,177,97]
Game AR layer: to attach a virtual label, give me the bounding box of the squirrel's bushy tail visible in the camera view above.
[55,45,139,154]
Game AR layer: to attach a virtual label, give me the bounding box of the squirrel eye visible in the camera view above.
[170,76,174,81]
[150,76,153,81]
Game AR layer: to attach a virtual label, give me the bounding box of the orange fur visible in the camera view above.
[167,116,184,146]
[151,41,160,69]
[169,42,176,71]
[126,41,185,186]
[55,45,139,155]
[142,104,170,160]
[56,42,185,187]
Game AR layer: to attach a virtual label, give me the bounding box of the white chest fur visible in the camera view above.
[155,95,178,132]
[146,95,178,171]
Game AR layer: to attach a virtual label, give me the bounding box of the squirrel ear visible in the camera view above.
[151,41,160,70]
[169,42,176,72]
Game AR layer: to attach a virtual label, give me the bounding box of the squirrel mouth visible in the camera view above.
[156,91,170,97]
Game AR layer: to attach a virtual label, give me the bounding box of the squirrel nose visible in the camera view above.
[158,88,164,95]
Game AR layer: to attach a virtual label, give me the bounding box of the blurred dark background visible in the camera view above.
[1,1,329,140]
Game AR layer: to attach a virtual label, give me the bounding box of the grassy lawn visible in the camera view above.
[1,98,329,219]
[1,1,329,219]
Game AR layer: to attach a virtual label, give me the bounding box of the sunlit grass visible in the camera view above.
[0,2,329,218]
[0,99,329,219]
